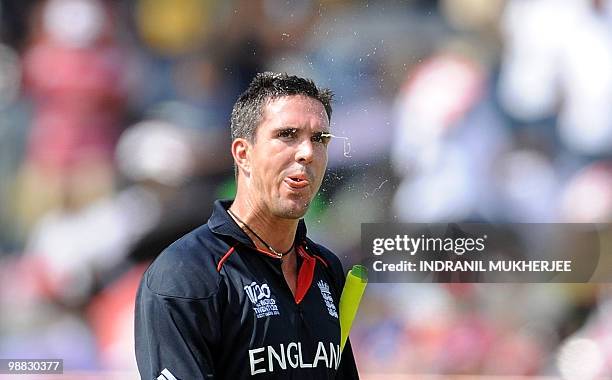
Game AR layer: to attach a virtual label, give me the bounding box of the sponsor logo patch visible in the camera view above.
[157,368,178,380]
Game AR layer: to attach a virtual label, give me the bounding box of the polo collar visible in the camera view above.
[208,199,308,247]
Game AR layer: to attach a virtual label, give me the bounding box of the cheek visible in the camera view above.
[254,157,284,188]
[316,149,328,172]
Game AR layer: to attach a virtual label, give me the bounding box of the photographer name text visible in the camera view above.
[373,260,572,272]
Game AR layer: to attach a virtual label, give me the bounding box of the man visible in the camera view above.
[135,72,360,379]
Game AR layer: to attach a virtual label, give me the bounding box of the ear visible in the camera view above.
[231,138,251,176]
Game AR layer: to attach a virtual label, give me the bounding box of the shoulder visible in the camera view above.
[143,224,227,299]
[306,239,347,281]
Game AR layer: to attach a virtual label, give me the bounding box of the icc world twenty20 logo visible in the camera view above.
[244,281,280,318]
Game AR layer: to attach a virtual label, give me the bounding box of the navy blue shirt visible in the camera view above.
[135,200,360,379]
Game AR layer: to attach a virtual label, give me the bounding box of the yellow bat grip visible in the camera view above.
[339,265,368,352]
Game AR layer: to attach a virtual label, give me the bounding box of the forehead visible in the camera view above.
[260,95,329,130]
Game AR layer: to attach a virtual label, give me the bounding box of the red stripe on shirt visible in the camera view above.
[216,246,236,272]
[295,246,316,304]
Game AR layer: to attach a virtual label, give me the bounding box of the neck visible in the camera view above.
[229,196,298,255]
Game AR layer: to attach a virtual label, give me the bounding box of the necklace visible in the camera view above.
[227,208,294,258]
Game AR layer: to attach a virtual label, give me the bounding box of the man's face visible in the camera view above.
[247,95,330,219]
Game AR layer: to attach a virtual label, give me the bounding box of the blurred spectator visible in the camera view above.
[499,0,612,156]
[16,0,128,231]
[0,0,611,377]
[391,51,508,222]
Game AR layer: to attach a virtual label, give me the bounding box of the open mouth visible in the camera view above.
[285,175,310,189]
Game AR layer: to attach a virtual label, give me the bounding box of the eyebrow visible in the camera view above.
[272,126,331,134]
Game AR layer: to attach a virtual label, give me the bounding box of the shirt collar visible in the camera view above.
[208,199,308,247]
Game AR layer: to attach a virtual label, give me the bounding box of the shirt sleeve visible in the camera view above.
[134,273,222,380]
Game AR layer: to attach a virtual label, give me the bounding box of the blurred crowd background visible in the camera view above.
[1,0,612,378]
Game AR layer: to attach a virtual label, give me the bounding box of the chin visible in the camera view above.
[275,199,311,219]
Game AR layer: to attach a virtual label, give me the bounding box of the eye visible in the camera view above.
[277,128,297,139]
[312,132,332,145]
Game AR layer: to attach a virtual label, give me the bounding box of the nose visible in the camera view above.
[295,139,314,164]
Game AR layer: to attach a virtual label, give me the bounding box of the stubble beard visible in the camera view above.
[272,197,312,219]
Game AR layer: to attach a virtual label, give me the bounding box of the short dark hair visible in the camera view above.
[230,72,334,142]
